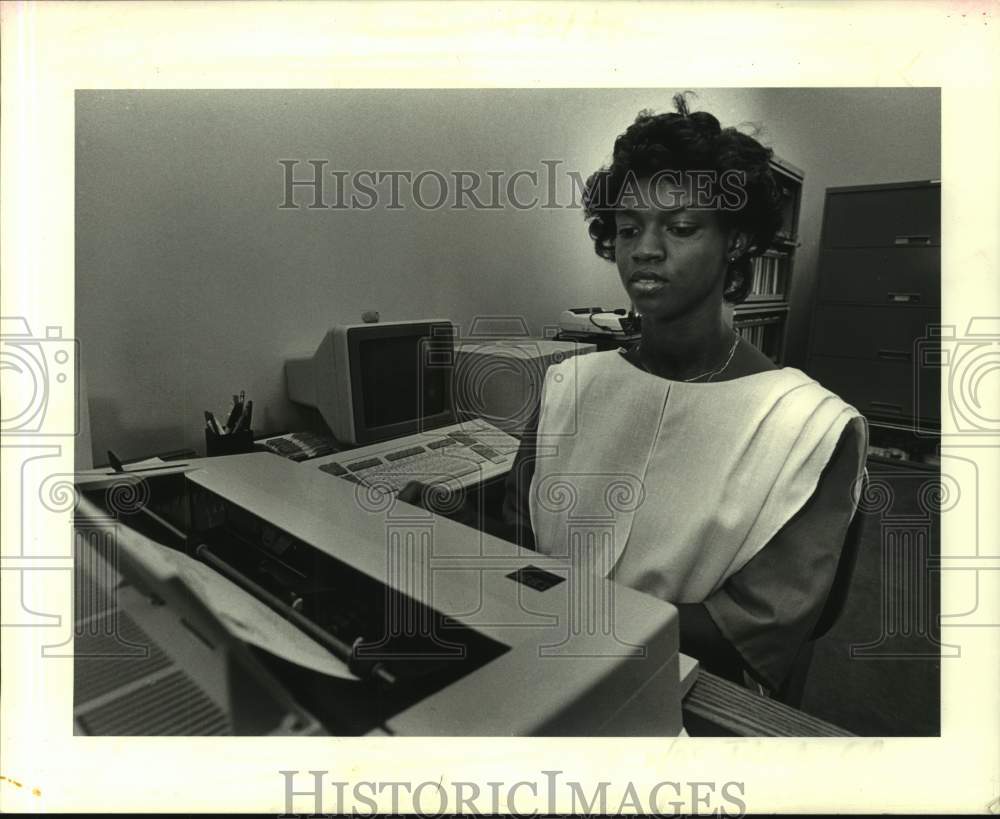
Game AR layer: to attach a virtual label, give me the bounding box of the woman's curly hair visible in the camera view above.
[583,93,783,304]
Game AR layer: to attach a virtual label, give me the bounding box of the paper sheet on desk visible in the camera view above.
[121,457,168,468]
[118,530,359,681]
[75,458,203,490]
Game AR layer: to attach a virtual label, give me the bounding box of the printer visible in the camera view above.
[73,453,685,736]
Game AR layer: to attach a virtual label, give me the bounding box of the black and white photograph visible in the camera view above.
[68,84,944,740]
[2,2,998,815]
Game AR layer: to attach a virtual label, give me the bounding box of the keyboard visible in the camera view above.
[312,420,520,495]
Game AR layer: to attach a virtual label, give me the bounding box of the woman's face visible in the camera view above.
[614,176,733,321]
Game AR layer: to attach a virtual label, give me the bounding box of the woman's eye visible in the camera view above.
[667,224,697,237]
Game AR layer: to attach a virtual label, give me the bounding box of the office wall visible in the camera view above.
[76,88,939,459]
[757,88,941,367]
[77,88,770,458]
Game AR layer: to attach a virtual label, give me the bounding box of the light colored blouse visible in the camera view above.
[517,350,867,688]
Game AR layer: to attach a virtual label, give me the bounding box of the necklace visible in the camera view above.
[634,333,741,382]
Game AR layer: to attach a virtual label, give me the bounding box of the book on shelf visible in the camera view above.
[748,252,789,300]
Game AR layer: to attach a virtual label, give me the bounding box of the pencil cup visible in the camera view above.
[205,428,255,457]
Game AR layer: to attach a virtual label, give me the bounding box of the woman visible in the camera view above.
[411,96,867,695]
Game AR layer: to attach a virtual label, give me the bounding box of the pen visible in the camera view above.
[224,395,243,433]
[204,410,222,436]
[233,399,253,432]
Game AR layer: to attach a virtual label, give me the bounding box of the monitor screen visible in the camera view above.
[357,332,450,431]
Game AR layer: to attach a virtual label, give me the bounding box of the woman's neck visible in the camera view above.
[637,304,734,381]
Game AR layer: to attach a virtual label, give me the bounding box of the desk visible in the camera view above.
[683,672,853,737]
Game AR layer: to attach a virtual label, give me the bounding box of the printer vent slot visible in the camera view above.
[74,610,170,704]
[77,669,231,736]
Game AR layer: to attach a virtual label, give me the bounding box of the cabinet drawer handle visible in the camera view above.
[869,401,904,414]
[878,349,912,361]
[894,235,932,246]
[888,292,921,303]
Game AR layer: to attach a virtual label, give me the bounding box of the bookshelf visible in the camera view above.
[732,156,804,365]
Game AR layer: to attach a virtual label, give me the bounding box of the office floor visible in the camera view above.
[800,460,941,736]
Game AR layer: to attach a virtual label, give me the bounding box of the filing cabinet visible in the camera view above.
[806,181,941,428]
[816,247,939,308]
[820,185,940,248]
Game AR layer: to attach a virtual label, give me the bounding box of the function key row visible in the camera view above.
[447,432,478,445]
[427,438,458,450]
[384,445,426,462]
[321,432,496,476]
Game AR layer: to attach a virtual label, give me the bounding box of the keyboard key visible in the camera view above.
[446,432,478,445]
[346,457,383,472]
[470,444,499,459]
[319,462,347,476]
[385,445,425,461]
[427,438,456,450]
[487,441,521,456]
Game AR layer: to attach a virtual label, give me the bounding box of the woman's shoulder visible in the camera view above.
[724,336,779,379]
[726,342,860,410]
[718,345,867,442]
[755,366,866,428]
[754,366,869,457]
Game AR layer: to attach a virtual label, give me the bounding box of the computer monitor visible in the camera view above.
[286,319,455,445]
